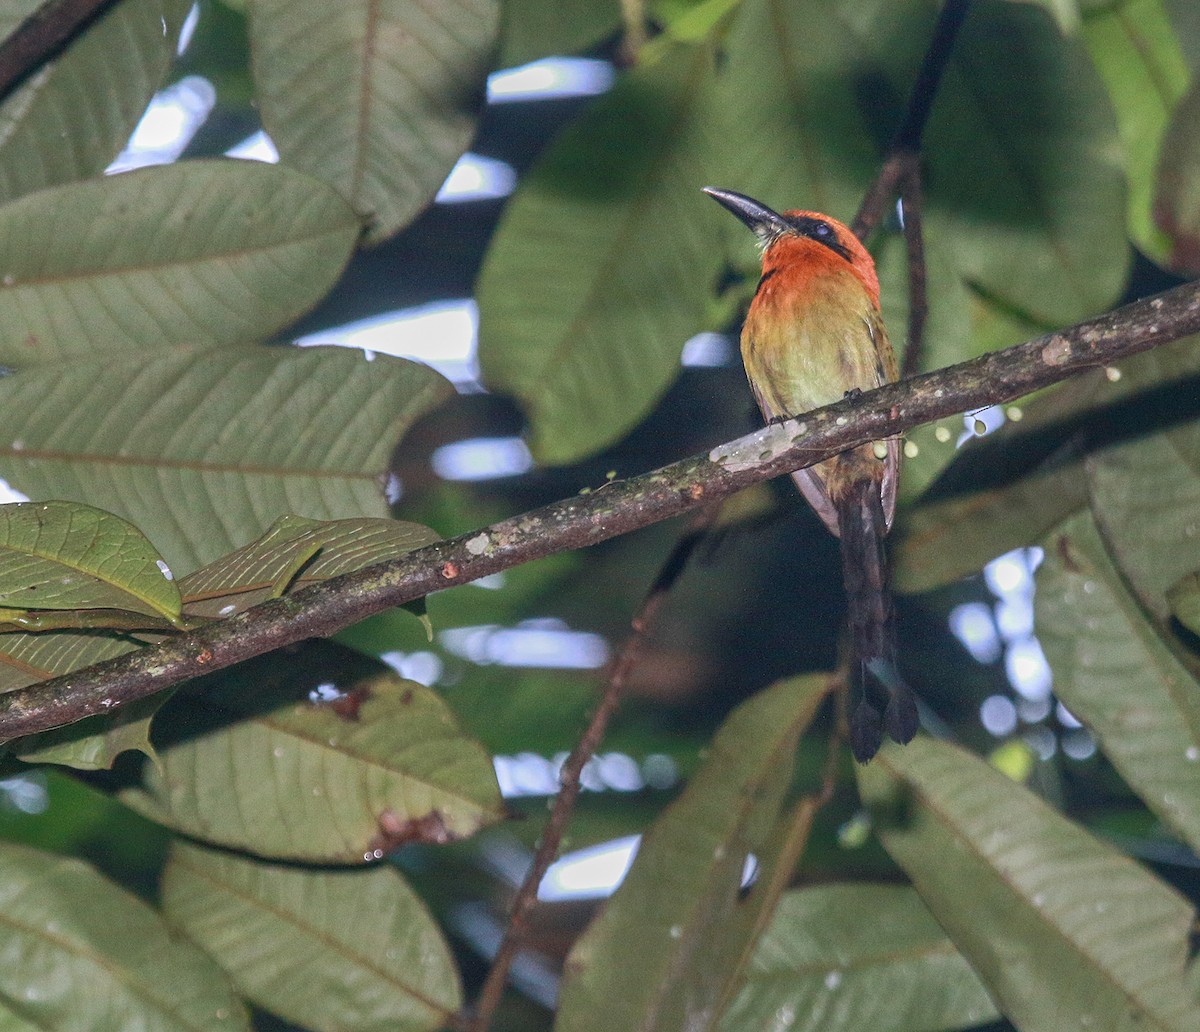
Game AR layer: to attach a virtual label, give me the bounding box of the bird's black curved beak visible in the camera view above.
[702,186,792,246]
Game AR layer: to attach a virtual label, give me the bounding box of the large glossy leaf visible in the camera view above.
[247,0,498,244]
[0,501,179,621]
[0,841,248,1030]
[858,738,1200,1032]
[719,884,998,1032]
[1037,512,1200,853]
[0,0,190,204]
[0,160,359,366]
[162,840,461,1032]
[123,644,504,863]
[180,513,440,618]
[0,346,452,574]
[477,41,725,464]
[1081,0,1189,268]
[555,674,829,1032]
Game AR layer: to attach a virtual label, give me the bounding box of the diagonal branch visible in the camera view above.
[1,279,1199,742]
[0,0,120,103]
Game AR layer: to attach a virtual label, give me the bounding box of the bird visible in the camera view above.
[703,186,917,762]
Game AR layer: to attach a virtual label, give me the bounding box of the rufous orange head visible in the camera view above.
[702,187,879,306]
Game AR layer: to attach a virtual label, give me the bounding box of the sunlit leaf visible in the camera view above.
[247,0,498,243]
[1155,76,1200,275]
[1037,512,1200,853]
[0,160,359,366]
[123,643,504,863]
[0,841,248,1030]
[0,500,179,621]
[162,840,461,1032]
[0,346,452,574]
[0,0,191,203]
[556,674,829,1032]
[477,42,725,464]
[719,884,999,1032]
[858,737,1200,1032]
[1081,0,1190,267]
[180,513,440,618]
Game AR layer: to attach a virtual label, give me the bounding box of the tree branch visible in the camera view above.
[0,0,120,103]
[1,280,1198,741]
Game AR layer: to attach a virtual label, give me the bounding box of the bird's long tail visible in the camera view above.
[836,474,919,763]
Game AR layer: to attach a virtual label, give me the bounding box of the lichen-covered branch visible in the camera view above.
[1,279,1198,741]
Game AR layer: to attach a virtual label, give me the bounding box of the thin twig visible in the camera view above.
[851,0,973,240]
[617,0,646,64]
[466,503,722,1032]
[0,0,119,104]
[0,279,1198,742]
[899,164,929,379]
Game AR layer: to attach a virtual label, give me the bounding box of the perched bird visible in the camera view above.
[703,186,917,762]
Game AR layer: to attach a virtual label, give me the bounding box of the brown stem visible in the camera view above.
[0,280,1198,742]
[465,503,722,1032]
[0,0,120,103]
[851,0,973,240]
[899,164,929,379]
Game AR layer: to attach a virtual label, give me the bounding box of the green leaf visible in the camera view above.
[162,840,462,1032]
[719,884,999,1032]
[1167,570,1200,635]
[0,346,452,574]
[1037,512,1200,853]
[11,694,168,771]
[0,500,180,621]
[1154,76,1200,275]
[498,0,619,67]
[0,841,248,1030]
[477,42,725,464]
[555,674,829,1032]
[180,513,441,619]
[0,160,359,366]
[247,0,498,244]
[0,0,191,203]
[1081,0,1190,267]
[858,737,1200,1032]
[123,643,504,863]
[1085,370,1200,621]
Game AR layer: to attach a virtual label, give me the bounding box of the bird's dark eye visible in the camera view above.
[814,223,831,237]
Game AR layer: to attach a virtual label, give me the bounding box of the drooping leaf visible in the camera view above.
[719,884,999,1032]
[858,737,1200,1032]
[1155,76,1200,275]
[0,0,191,203]
[247,0,498,244]
[11,694,167,770]
[162,840,461,1032]
[0,346,453,574]
[1167,570,1200,636]
[0,841,248,1030]
[122,643,504,863]
[1037,512,1200,853]
[180,513,439,618]
[477,41,726,464]
[1085,356,1200,621]
[0,160,359,366]
[497,0,619,67]
[555,674,830,1032]
[0,500,180,621]
[1081,0,1190,267]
